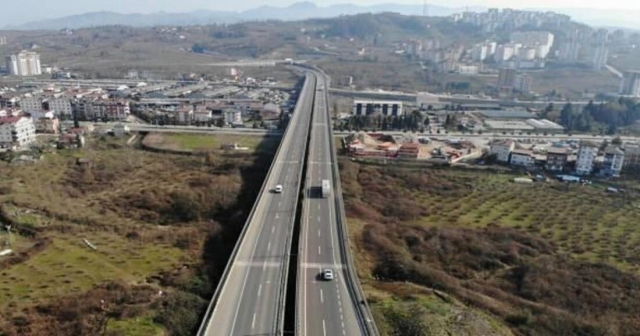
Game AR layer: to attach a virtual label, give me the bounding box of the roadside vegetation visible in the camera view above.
[340,159,640,335]
[0,134,276,335]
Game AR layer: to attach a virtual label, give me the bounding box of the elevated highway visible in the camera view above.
[197,73,315,336]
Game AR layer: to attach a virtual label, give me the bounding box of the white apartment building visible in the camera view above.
[20,96,44,113]
[6,51,41,76]
[575,142,599,175]
[510,149,534,167]
[510,31,554,58]
[603,146,625,177]
[590,45,609,71]
[619,71,640,97]
[224,109,243,125]
[0,116,36,148]
[47,96,73,118]
[490,139,515,162]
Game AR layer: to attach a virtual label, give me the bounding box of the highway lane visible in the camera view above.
[297,74,364,336]
[200,73,315,336]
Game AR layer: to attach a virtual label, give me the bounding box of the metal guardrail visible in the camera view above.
[319,71,380,336]
[196,75,313,336]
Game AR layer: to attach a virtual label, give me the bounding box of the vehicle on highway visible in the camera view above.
[274,184,283,193]
[322,269,334,281]
[321,179,331,198]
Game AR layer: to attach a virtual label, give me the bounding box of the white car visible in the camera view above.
[322,269,334,281]
[274,185,283,193]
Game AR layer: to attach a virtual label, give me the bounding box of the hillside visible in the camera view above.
[340,160,640,335]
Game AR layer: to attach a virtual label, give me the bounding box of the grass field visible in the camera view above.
[340,160,640,335]
[142,133,279,153]
[0,135,276,335]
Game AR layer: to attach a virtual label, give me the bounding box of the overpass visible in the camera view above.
[297,70,378,335]
[197,73,314,336]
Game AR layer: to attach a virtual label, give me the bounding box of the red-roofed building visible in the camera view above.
[397,143,421,158]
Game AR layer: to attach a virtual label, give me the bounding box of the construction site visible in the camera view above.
[342,132,480,162]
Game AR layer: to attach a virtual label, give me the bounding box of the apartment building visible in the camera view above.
[353,100,404,117]
[20,96,44,113]
[545,147,569,171]
[622,143,640,172]
[575,141,599,175]
[602,146,625,177]
[0,116,36,148]
[5,51,41,76]
[620,71,640,97]
[510,149,534,167]
[73,97,129,121]
[489,139,515,163]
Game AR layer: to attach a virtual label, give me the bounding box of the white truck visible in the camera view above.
[321,179,331,198]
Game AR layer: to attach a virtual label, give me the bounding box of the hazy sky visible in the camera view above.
[1,0,640,25]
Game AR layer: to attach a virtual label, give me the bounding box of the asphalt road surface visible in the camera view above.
[297,74,365,336]
[201,74,314,336]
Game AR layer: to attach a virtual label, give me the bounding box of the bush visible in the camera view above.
[154,291,207,336]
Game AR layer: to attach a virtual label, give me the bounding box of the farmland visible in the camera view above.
[0,134,276,335]
[340,160,640,335]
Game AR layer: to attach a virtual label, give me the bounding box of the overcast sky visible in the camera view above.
[2,0,640,26]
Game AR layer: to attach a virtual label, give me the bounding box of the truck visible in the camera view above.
[321,179,331,198]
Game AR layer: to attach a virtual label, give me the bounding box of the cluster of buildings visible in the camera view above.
[401,39,468,74]
[5,51,42,76]
[490,139,638,177]
[0,36,6,45]
[557,28,612,70]
[450,9,571,34]
[470,31,553,70]
[497,68,532,92]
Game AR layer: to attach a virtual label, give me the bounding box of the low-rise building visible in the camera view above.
[622,143,640,172]
[35,117,60,134]
[0,116,36,148]
[545,147,569,171]
[575,141,599,175]
[224,108,243,125]
[489,139,515,162]
[353,100,404,116]
[176,106,194,124]
[397,143,421,158]
[602,146,625,177]
[510,149,534,167]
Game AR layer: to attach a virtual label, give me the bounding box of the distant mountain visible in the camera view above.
[6,2,483,30]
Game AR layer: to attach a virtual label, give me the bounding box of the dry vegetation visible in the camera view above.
[0,134,276,335]
[340,160,640,335]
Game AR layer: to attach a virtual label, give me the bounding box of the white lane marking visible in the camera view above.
[323,320,327,336]
[262,261,267,271]
[252,313,257,329]
[258,284,262,297]
[278,202,282,207]
[267,242,271,251]
[318,229,321,237]
[275,213,279,219]
[271,226,275,234]
[318,204,321,210]
[318,246,321,255]
[320,289,324,303]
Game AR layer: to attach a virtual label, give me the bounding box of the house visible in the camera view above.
[192,104,212,123]
[575,141,599,175]
[545,147,569,171]
[0,116,36,148]
[602,146,625,177]
[510,149,534,167]
[489,139,515,162]
[35,117,60,134]
[175,106,194,124]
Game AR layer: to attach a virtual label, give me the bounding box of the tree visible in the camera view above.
[612,136,622,145]
[560,103,575,131]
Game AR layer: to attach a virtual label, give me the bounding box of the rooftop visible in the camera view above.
[478,110,535,119]
[0,116,22,124]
